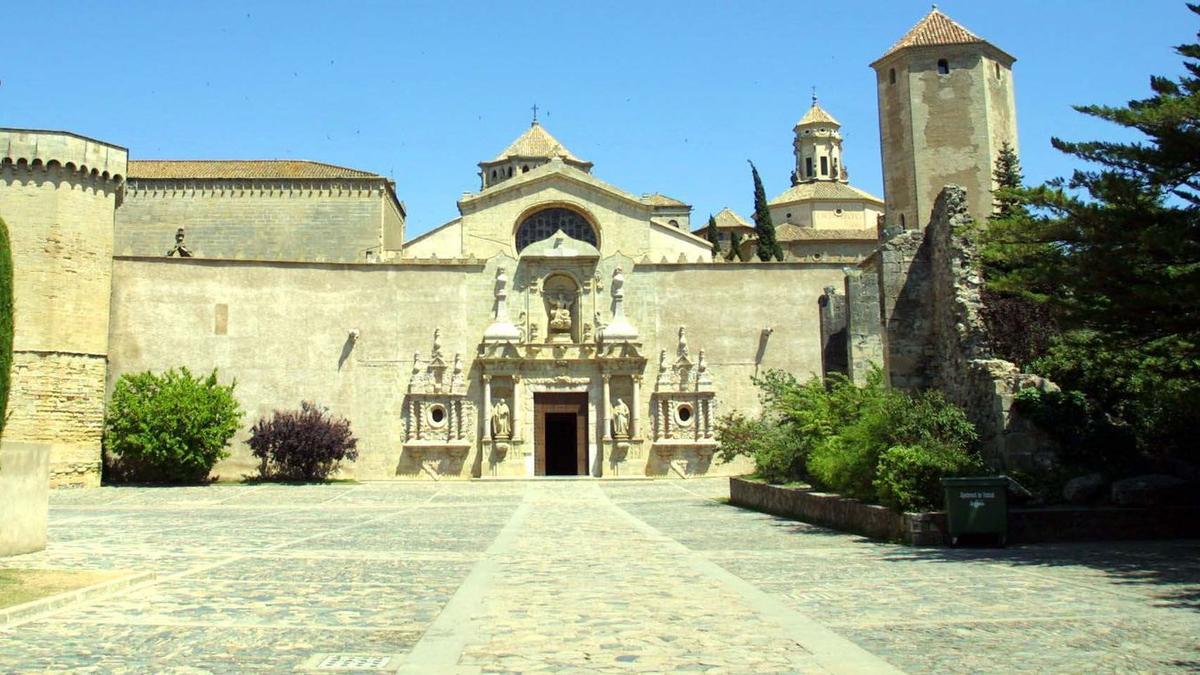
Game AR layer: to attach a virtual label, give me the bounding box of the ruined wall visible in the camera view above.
[817,287,847,378]
[0,130,127,487]
[117,179,399,263]
[867,185,1055,468]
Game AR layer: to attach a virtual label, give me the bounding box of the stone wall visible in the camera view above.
[843,264,884,385]
[117,179,401,263]
[0,130,127,488]
[107,256,844,480]
[817,287,847,378]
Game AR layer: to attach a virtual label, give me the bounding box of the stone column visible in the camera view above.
[601,374,612,441]
[511,375,522,442]
[630,376,641,439]
[483,375,492,440]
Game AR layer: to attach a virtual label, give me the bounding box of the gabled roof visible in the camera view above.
[127,159,384,180]
[691,207,754,235]
[641,192,688,208]
[873,8,1013,65]
[769,181,883,206]
[796,103,840,128]
[483,122,590,168]
[460,157,646,214]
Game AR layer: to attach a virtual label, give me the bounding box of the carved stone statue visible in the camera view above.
[612,398,630,439]
[548,293,573,332]
[491,398,511,439]
[166,227,192,257]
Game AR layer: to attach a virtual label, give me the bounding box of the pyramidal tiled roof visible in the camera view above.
[128,159,382,180]
[486,122,589,166]
[796,102,840,128]
[714,207,754,230]
[877,8,993,61]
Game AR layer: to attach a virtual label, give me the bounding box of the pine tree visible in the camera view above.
[0,217,13,442]
[991,141,1025,220]
[705,214,721,256]
[982,4,1200,359]
[748,161,783,261]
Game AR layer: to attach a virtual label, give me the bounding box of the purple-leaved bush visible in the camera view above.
[248,401,358,481]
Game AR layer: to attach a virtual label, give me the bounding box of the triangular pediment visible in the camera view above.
[459,160,657,215]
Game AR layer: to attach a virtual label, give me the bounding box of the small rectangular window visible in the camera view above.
[937,59,950,75]
[820,157,829,176]
[806,157,814,177]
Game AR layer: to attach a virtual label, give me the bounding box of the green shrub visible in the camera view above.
[715,411,801,484]
[875,444,985,512]
[104,367,243,483]
[721,364,981,510]
[249,402,358,481]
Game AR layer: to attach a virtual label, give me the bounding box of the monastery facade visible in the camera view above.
[0,9,1019,486]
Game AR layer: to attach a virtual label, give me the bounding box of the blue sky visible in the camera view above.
[2,1,1193,236]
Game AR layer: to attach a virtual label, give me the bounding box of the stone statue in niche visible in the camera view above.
[166,227,192,257]
[612,398,630,439]
[548,293,573,333]
[491,398,511,439]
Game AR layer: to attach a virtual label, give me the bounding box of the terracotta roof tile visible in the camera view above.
[641,192,688,207]
[127,159,383,180]
[877,9,987,61]
[769,181,883,206]
[775,225,878,242]
[485,122,590,167]
[796,103,840,128]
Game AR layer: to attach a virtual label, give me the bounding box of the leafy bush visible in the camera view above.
[248,402,358,481]
[104,368,242,483]
[876,444,985,512]
[715,411,800,484]
[719,365,982,511]
[1025,332,1200,470]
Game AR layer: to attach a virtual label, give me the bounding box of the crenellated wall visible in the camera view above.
[0,129,127,487]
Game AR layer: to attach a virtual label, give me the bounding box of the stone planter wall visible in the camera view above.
[730,477,1200,546]
[729,477,946,545]
[0,442,50,556]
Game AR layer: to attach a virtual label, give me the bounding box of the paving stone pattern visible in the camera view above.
[0,480,1197,673]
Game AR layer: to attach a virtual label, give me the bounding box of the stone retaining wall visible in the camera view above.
[730,478,1200,546]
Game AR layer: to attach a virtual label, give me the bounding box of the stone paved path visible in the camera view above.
[1,479,1198,673]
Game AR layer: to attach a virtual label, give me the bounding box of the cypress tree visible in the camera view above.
[0,216,12,441]
[727,231,743,261]
[991,140,1025,220]
[705,214,721,256]
[748,161,783,261]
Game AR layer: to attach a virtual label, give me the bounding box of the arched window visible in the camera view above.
[900,214,907,229]
[937,59,950,75]
[515,207,598,252]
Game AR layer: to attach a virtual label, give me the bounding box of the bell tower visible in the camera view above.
[871,8,1018,229]
[791,95,848,185]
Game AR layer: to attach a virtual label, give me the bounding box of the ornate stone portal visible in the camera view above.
[650,326,719,478]
[476,237,652,477]
[401,329,475,479]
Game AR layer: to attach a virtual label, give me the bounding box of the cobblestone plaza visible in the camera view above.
[1,480,1198,672]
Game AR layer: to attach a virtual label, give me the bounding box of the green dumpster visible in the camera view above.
[941,476,1008,546]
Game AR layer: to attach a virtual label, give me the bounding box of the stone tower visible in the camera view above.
[791,97,848,184]
[871,8,1018,229]
[0,129,127,487]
